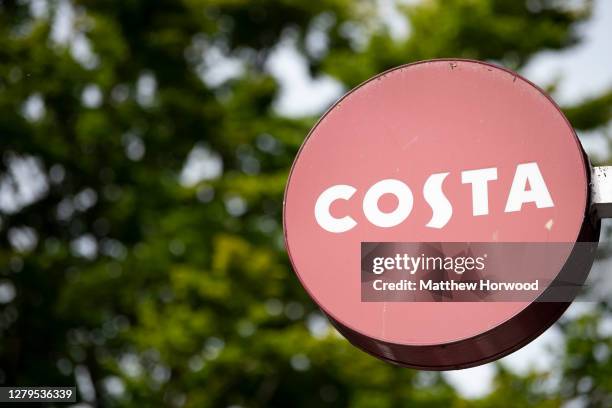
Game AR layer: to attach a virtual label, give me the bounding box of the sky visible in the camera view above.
[267,0,612,399]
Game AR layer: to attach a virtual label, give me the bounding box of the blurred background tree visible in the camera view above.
[0,0,611,406]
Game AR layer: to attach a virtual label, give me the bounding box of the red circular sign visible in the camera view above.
[283,59,598,369]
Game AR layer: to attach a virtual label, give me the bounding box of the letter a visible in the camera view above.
[505,163,554,212]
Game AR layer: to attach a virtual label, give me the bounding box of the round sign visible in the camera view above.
[283,59,600,369]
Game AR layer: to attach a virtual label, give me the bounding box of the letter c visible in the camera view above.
[314,185,357,233]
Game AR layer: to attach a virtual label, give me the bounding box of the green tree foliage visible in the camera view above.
[0,0,611,406]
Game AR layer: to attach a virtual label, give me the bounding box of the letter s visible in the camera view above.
[424,172,453,229]
[314,185,357,233]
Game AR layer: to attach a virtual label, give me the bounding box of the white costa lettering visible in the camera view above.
[315,162,554,233]
[504,162,554,212]
[423,172,452,229]
[314,184,357,233]
[461,167,497,216]
[363,179,413,228]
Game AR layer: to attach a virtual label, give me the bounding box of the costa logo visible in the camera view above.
[283,60,611,370]
[315,162,554,232]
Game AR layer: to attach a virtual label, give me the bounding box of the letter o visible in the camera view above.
[363,179,413,228]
